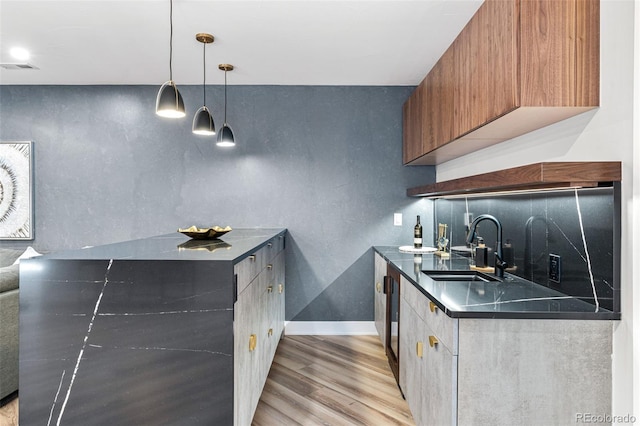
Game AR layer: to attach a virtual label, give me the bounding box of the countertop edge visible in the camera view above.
[30,228,288,264]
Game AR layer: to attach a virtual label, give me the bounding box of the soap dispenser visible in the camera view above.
[503,239,514,268]
[475,237,488,268]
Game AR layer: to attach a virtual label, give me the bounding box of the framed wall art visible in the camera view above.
[0,141,34,240]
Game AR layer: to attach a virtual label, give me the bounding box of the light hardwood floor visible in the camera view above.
[0,335,413,426]
[0,395,17,426]
[255,335,414,425]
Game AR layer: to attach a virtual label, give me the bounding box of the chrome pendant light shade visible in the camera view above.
[217,124,235,147]
[192,33,215,135]
[156,81,185,118]
[193,106,215,135]
[156,0,185,118]
[216,64,236,147]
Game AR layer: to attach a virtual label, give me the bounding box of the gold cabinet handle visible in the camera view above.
[416,341,424,358]
[249,255,256,261]
[267,285,273,293]
[278,283,284,294]
[429,335,438,348]
[267,264,273,270]
[249,334,257,351]
[429,301,438,313]
[376,282,382,293]
[268,328,273,337]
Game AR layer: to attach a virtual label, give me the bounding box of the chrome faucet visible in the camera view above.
[466,214,506,279]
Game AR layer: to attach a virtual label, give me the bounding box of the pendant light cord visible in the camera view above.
[202,42,206,105]
[169,0,174,81]
[224,69,228,124]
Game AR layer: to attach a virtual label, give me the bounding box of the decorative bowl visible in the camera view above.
[178,226,232,240]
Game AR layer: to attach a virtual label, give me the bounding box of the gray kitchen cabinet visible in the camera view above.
[374,252,387,346]
[399,295,425,425]
[234,236,286,426]
[400,276,456,426]
[399,276,612,426]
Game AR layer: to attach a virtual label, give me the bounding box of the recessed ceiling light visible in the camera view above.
[10,47,30,61]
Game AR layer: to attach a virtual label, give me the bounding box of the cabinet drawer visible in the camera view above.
[235,234,285,295]
[264,234,286,262]
[401,277,458,354]
[235,248,267,294]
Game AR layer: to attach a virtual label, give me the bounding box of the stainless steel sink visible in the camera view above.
[423,270,499,282]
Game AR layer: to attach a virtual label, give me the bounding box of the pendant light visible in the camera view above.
[192,33,215,135]
[156,0,185,118]
[217,64,235,147]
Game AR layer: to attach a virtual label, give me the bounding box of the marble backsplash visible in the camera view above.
[433,185,620,313]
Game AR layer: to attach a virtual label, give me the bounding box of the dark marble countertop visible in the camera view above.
[374,246,619,320]
[35,228,287,263]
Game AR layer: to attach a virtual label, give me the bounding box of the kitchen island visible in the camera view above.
[374,246,617,426]
[19,228,286,425]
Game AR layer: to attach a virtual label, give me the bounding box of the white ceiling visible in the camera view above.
[0,0,482,86]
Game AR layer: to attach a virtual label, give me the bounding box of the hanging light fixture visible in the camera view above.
[192,33,215,135]
[217,64,235,147]
[156,0,185,118]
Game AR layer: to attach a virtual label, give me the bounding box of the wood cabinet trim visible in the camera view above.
[406,161,621,197]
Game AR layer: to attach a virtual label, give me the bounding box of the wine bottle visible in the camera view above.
[414,215,422,248]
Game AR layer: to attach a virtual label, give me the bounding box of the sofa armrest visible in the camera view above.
[0,264,19,293]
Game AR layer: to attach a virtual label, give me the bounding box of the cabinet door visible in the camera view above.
[402,80,425,164]
[273,250,286,342]
[520,0,577,106]
[453,2,489,139]
[234,278,262,426]
[486,0,519,118]
[268,250,285,361]
[374,253,387,346]
[421,328,457,426]
[257,271,274,389]
[399,297,426,426]
[426,48,455,151]
[575,0,599,106]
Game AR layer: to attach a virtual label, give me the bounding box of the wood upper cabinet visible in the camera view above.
[487,0,518,119]
[402,79,425,164]
[453,2,489,139]
[426,47,455,153]
[403,0,599,165]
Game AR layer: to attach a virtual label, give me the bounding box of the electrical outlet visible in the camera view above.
[549,254,561,283]
[393,213,402,226]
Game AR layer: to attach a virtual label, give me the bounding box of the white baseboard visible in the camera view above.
[284,321,377,336]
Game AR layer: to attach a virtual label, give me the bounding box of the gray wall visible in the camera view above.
[0,85,434,321]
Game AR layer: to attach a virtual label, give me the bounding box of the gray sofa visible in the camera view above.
[0,248,22,402]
